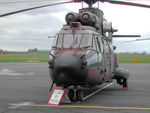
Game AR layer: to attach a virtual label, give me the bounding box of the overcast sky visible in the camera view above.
[0,0,150,53]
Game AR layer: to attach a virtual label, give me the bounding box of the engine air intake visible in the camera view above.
[65,12,79,24]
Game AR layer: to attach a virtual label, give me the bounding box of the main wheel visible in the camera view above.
[76,89,83,102]
[68,89,74,101]
[116,78,123,85]
[123,79,128,90]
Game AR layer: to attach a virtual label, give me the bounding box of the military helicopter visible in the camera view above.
[1,0,150,101]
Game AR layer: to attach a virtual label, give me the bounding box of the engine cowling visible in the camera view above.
[65,11,103,30]
[65,12,79,24]
[80,12,96,25]
[80,12,103,30]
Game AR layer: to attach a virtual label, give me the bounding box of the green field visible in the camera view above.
[0,53,49,63]
[118,54,150,63]
[118,54,150,59]
[0,53,150,63]
[0,58,48,62]
[0,53,48,58]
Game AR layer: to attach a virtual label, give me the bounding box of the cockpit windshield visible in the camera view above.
[53,33,92,49]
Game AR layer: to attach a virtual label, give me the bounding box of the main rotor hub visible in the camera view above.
[75,0,102,8]
[75,0,101,4]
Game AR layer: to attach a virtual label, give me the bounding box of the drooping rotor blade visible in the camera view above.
[0,1,73,17]
[103,0,150,8]
[125,38,150,43]
[113,35,141,38]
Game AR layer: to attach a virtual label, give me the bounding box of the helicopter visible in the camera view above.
[1,0,150,101]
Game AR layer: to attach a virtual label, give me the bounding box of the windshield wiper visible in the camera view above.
[52,46,61,49]
[80,46,92,49]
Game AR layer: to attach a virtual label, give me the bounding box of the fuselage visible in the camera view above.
[48,23,115,88]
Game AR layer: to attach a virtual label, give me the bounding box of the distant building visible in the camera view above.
[0,49,3,53]
[0,49,8,54]
[27,48,38,53]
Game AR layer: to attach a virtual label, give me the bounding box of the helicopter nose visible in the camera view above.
[54,55,85,83]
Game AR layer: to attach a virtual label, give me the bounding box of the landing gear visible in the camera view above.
[76,89,83,102]
[114,67,129,90]
[68,89,74,101]
[68,88,84,102]
[116,78,128,90]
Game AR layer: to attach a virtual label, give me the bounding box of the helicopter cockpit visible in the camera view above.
[52,30,104,52]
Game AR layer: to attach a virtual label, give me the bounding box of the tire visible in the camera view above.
[123,79,128,88]
[76,89,83,102]
[116,78,123,85]
[68,89,74,101]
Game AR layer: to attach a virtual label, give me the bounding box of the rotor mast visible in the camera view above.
[75,0,98,8]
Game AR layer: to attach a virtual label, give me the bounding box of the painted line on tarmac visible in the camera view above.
[83,81,115,100]
[9,103,150,110]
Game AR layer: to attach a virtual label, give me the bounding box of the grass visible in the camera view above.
[117,54,150,63]
[0,53,49,63]
[0,58,48,63]
[0,53,48,58]
[118,58,150,63]
[0,53,150,63]
[118,54,150,59]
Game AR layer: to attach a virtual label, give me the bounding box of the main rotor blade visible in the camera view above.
[125,38,150,43]
[113,35,141,38]
[0,1,73,17]
[105,0,150,8]
[0,0,57,4]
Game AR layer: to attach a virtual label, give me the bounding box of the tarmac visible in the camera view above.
[0,63,150,113]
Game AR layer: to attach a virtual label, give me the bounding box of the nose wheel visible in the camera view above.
[68,88,83,102]
[76,89,83,102]
[68,89,74,101]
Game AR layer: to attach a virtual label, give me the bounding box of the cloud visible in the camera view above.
[0,1,150,52]
[0,11,65,51]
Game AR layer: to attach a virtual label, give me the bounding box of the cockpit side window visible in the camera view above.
[56,34,63,48]
[98,37,104,52]
[52,35,58,47]
[92,36,97,50]
[95,36,101,52]
[93,35,103,52]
